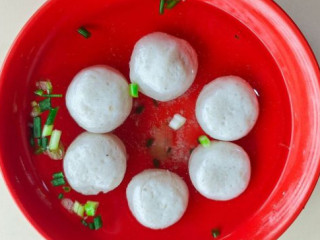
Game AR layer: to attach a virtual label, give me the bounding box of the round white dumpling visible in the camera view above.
[129,32,198,102]
[126,169,189,229]
[196,76,259,141]
[189,141,251,201]
[66,65,132,133]
[63,132,127,195]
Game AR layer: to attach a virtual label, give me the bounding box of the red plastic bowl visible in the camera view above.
[1,0,320,239]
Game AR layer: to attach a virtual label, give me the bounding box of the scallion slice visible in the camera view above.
[166,0,180,9]
[58,193,64,199]
[42,124,54,137]
[36,80,53,94]
[78,27,91,38]
[39,98,51,112]
[63,186,71,192]
[159,0,165,14]
[42,94,63,98]
[73,201,85,217]
[93,215,103,230]
[211,229,221,238]
[41,137,48,149]
[51,177,65,186]
[129,83,139,98]
[89,222,95,230]
[46,142,65,160]
[198,135,211,147]
[33,117,41,138]
[46,108,58,125]
[84,201,99,217]
[49,130,62,151]
[52,171,64,179]
[81,219,88,227]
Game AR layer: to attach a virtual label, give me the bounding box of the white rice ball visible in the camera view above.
[66,65,132,133]
[196,76,259,141]
[129,32,198,102]
[63,132,127,195]
[189,141,251,201]
[126,169,189,229]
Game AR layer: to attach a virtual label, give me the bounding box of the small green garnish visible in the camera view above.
[34,89,62,98]
[198,135,211,147]
[42,124,54,137]
[84,201,99,216]
[93,215,103,230]
[77,27,91,39]
[41,137,48,149]
[166,0,180,9]
[81,219,88,227]
[49,130,62,151]
[129,83,139,98]
[51,177,65,187]
[73,201,85,217]
[52,171,64,179]
[159,0,165,14]
[135,105,145,114]
[33,117,41,138]
[89,222,95,230]
[63,186,71,193]
[153,158,160,168]
[58,193,64,199]
[146,138,155,148]
[39,98,51,112]
[211,229,221,238]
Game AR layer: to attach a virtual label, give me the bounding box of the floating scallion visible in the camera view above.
[159,0,165,14]
[52,171,64,179]
[51,177,65,186]
[166,0,180,9]
[77,27,91,38]
[33,117,41,138]
[46,108,58,125]
[73,201,85,217]
[84,201,99,217]
[41,137,48,149]
[129,83,139,98]
[93,215,103,230]
[34,89,62,98]
[39,98,51,112]
[58,193,64,199]
[81,219,88,227]
[49,130,62,151]
[198,135,211,147]
[36,80,53,94]
[89,222,95,230]
[211,229,221,238]
[42,124,54,137]
[63,186,71,192]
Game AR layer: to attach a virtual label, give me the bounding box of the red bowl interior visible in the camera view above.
[1,0,320,239]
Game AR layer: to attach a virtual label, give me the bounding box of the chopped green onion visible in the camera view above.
[211,229,221,238]
[39,98,51,112]
[93,215,103,230]
[129,83,139,98]
[73,201,85,217]
[51,177,65,186]
[58,193,64,199]
[33,117,41,138]
[30,137,35,147]
[46,142,65,160]
[159,0,165,14]
[198,135,211,147]
[35,147,44,155]
[77,27,91,38]
[46,108,58,125]
[63,186,71,192]
[34,89,44,96]
[81,219,88,227]
[31,101,38,107]
[166,0,180,9]
[146,138,155,148]
[52,171,64,179]
[42,124,54,137]
[84,201,99,216]
[153,158,160,168]
[36,80,52,94]
[89,222,95,230]
[135,105,145,114]
[42,94,63,98]
[37,138,42,146]
[49,130,62,151]
[41,137,48,149]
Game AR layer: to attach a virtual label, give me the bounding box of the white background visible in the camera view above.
[0,0,320,239]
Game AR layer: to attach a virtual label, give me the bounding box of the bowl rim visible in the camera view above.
[0,0,320,239]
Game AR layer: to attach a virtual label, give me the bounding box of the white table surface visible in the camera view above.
[0,0,320,239]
